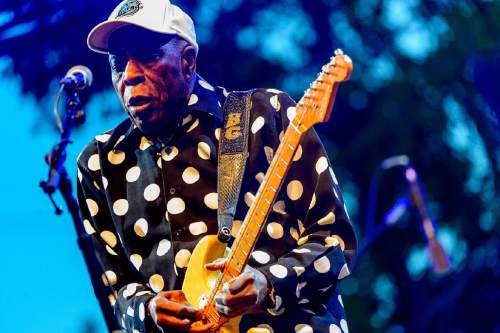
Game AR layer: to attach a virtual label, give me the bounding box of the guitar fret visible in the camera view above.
[233,248,246,261]
[241,236,252,248]
[237,241,251,254]
[255,206,266,217]
[279,157,288,166]
[273,170,283,179]
[227,259,237,270]
[236,246,248,257]
[226,262,238,276]
[231,256,242,269]
[245,228,256,238]
[248,222,261,236]
[291,124,303,134]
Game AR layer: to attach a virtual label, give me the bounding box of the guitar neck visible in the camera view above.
[207,110,306,306]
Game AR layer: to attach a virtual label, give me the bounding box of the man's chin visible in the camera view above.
[129,105,182,140]
[134,119,159,136]
[133,116,177,140]
[129,108,158,131]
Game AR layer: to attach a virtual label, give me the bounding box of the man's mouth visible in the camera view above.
[127,96,155,113]
[128,95,154,106]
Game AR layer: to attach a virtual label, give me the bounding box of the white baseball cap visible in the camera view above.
[87,0,198,54]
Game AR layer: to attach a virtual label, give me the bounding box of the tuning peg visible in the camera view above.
[334,49,344,56]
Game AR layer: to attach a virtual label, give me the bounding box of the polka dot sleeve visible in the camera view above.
[250,90,357,314]
[76,145,158,332]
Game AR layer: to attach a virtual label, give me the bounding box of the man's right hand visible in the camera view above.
[148,290,214,332]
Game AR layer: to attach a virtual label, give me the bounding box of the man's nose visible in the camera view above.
[123,58,145,86]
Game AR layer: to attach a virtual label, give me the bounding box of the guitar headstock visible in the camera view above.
[294,49,353,130]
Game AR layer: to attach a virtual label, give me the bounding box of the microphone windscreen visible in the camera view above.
[380,155,410,170]
[66,65,93,88]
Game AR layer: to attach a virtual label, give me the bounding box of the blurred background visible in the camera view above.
[0,0,499,332]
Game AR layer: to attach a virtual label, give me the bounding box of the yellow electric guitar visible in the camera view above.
[182,50,353,333]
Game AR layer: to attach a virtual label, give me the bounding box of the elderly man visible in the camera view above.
[77,0,356,332]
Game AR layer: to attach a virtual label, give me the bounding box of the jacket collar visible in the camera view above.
[186,74,223,121]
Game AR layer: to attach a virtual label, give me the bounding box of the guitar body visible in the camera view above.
[182,235,266,333]
[182,235,240,333]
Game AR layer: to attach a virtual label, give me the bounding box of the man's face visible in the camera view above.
[108,27,194,137]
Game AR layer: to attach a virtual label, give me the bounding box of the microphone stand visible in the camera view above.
[354,156,450,274]
[40,90,81,206]
[40,87,120,332]
[354,156,410,267]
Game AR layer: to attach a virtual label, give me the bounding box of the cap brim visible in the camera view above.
[87,20,176,54]
[88,21,131,54]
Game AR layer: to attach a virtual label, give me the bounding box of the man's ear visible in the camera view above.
[181,45,197,81]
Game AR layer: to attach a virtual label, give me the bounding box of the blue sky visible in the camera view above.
[0,57,123,332]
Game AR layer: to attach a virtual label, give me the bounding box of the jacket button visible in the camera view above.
[170,188,176,195]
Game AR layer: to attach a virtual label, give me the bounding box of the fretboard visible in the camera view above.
[204,106,308,322]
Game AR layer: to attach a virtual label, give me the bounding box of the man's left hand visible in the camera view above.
[205,258,270,318]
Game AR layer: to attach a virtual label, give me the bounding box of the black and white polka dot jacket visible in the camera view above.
[77,76,357,333]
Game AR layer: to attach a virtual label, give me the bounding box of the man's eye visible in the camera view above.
[136,50,162,62]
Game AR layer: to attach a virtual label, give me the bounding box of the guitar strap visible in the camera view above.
[217,90,254,243]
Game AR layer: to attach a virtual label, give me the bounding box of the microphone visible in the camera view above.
[60,65,93,91]
[405,167,451,274]
[381,155,410,170]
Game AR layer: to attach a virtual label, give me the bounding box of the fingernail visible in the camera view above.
[216,304,227,315]
[215,294,225,305]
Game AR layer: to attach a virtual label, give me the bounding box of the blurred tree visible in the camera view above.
[1,0,499,332]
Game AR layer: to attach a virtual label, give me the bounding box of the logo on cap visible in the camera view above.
[116,0,143,18]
